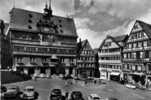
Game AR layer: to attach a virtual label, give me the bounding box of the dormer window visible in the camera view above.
[28,14,33,18]
[59,25,62,27]
[58,20,62,23]
[28,19,32,23]
[60,29,63,33]
[28,25,32,29]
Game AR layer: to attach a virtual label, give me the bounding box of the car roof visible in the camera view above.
[25,86,34,89]
[7,85,19,89]
[90,94,101,98]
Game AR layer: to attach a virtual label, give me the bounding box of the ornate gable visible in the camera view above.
[103,38,119,49]
[84,41,92,50]
[127,21,149,42]
[131,22,142,33]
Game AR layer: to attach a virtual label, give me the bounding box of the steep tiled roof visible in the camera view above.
[0,20,9,36]
[81,39,87,47]
[99,35,128,51]
[77,39,93,54]
[136,20,151,39]
[9,8,77,37]
[113,35,128,42]
[4,23,9,34]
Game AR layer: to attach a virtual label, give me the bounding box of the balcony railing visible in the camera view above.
[98,52,121,56]
[123,58,151,62]
[13,46,77,55]
[99,60,121,63]
[12,40,40,45]
[123,46,151,52]
[127,37,148,43]
[77,60,95,63]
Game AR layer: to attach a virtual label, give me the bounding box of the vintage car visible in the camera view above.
[88,94,107,100]
[20,86,39,100]
[3,86,21,98]
[49,89,65,100]
[0,85,7,98]
[125,83,136,89]
[69,91,84,100]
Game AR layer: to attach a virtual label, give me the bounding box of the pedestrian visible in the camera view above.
[61,95,66,100]
[94,80,97,84]
[65,92,69,100]
[34,76,37,81]
[85,80,87,85]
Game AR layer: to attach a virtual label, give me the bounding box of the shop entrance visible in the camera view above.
[28,68,34,76]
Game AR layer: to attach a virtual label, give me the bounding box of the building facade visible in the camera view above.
[98,35,128,81]
[0,20,12,69]
[5,5,78,77]
[77,39,96,78]
[0,20,4,69]
[123,20,151,88]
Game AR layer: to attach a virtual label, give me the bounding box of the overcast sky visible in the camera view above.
[0,0,151,48]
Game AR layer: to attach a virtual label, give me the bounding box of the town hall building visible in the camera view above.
[5,3,78,77]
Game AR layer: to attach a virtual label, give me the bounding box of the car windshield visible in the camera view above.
[8,87,16,90]
[94,97,100,100]
[26,89,34,91]
[51,95,61,100]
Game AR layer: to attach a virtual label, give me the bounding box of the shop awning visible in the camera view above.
[110,72,120,76]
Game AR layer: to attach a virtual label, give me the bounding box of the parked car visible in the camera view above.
[88,94,107,100]
[69,91,84,100]
[49,89,65,100]
[0,85,7,98]
[20,86,39,100]
[3,86,21,98]
[125,83,136,89]
[1,85,7,93]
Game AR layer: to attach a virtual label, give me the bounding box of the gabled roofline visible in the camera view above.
[9,7,74,20]
[98,35,126,51]
[126,20,151,42]
[77,39,94,54]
